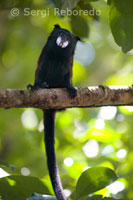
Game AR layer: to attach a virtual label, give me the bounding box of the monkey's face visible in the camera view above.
[56,33,70,49]
[54,25,80,49]
[55,31,80,58]
[46,24,80,58]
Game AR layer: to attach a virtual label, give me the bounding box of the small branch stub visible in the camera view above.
[0,86,132,109]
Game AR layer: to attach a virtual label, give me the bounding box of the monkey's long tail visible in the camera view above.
[43,109,67,200]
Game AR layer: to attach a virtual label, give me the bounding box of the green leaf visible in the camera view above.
[0,175,52,200]
[71,15,89,37]
[78,1,99,20]
[45,0,62,9]
[75,166,118,199]
[82,0,100,2]
[0,0,32,9]
[87,195,123,200]
[45,0,80,10]
[61,0,80,10]
[109,0,133,53]
[0,160,16,171]
[27,192,56,200]
[107,0,113,5]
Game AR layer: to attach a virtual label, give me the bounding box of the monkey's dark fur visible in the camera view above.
[27,24,80,200]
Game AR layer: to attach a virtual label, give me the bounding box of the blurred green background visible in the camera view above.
[0,0,133,199]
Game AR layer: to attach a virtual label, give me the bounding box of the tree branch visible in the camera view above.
[0,86,133,109]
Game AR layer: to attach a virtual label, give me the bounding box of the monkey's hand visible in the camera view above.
[27,82,49,91]
[40,82,49,88]
[67,84,77,99]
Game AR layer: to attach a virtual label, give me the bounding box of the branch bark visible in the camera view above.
[0,86,133,109]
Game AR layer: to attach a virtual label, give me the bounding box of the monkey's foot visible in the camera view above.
[67,85,77,99]
[99,85,105,90]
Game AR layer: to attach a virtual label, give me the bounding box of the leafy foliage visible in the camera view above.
[27,193,56,200]
[76,166,117,198]
[0,175,52,200]
[71,15,89,37]
[46,0,133,52]
[109,0,133,52]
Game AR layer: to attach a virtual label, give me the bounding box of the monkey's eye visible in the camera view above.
[56,35,70,48]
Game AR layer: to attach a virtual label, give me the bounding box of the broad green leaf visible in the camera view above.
[76,166,118,198]
[71,15,89,37]
[89,0,100,1]
[0,175,52,200]
[109,0,133,53]
[87,195,123,200]
[87,126,121,143]
[0,160,16,171]
[45,0,62,9]
[0,0,32,9]
[27,192,56,200]
[81,0,100,2]
[78,1,99,20]
[107,0,113,5]
[61,0,80,10]
[46,0,80,10]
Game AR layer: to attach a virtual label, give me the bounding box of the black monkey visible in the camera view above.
[27,24,80,200]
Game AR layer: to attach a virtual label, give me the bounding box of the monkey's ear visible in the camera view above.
[54,24,61,29]
[76,36,81,41]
